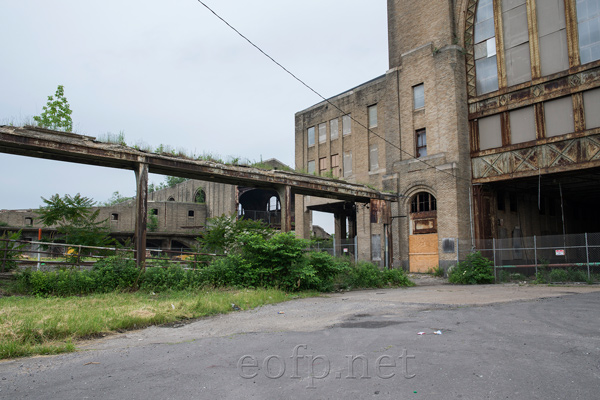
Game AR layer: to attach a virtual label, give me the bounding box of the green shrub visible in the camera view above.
[1,231,26,272]
[448,252,494,284]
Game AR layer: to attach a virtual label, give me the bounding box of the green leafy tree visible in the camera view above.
[33,85,73,132]
[36,194,112,247]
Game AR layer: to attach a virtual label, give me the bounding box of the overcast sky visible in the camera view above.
[1,0,389,230]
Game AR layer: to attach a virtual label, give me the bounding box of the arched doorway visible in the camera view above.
[408,191,438,272]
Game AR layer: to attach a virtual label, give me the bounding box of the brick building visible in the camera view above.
[295,0,600,271]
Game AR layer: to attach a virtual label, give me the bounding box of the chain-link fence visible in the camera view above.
[308,237,358,262]
[472,232,600,282]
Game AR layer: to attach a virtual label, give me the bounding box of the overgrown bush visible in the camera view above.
[448,252,494,284]
[1,231,26,272]
[536,267,591,284]
[336,261,414,290]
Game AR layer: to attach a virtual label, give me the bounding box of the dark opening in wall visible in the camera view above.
[151,209,158,216]
[111,213,119,221]
[188,210,195,217]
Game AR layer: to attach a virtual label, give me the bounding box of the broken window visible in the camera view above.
[195,189,206,204]
[318,123,327,144]
[502,0,532,86]
[307,126,315,147]
[475,0,499,94]
[151,208,158,216]
[416,129,427,158]
[413,84,425,109]
[411,192,437,213]
[330,118,339,140]
[110,213,119,221]
[577,0,600,64]
[368,104,378,128]
[342,114,352,136]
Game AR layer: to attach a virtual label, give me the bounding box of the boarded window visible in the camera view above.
[343,151,352,177]
[307,126,315,147]
[369,143,379,171]
[371,234,381,260]
[503,0,532,86]
[319,157,327,174]
[537,0,569,76]
[331,154,340,177]
[510,106,536,144]
[318,123,327,143]
[478,114,502,150]
[545,96,574,137]
[584,88,600,129]
[413,84,425,109]
[368,104,378,128]
[577,0,600,64]
[442,238,456,253]
[342,115,352,135]
[307,160,316,175]
[330,118,339,140]
[475,0,499,94]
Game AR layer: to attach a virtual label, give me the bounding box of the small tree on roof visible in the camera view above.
[33,85,73,132]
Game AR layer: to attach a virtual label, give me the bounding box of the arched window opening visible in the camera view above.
[195,189,206,204]
[411,192,437,214]
[267,196,280,212]
[167,197,175,202]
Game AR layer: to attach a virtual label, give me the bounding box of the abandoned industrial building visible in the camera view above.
[295,0,600,271]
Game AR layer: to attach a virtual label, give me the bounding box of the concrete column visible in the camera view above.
[276,185,292,232]
[134,162,148,269]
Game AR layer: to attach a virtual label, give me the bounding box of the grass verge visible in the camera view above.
[0,288,313,360]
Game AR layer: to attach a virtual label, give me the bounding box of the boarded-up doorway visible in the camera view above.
[408,192,439,272]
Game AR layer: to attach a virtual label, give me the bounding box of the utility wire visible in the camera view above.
[196,0,474,183]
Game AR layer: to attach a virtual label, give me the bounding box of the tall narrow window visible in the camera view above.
[371,234,381,261]
[413,84,425,109]
[502,0,532,86]
[416,129,427,158]
[318,123,327,143]
[331,154,340,177]
[319,157,327,175]
[536,0,569,76]
[307,126,315,147]
[474,0,499,94]
[343,151,353,177]
[577,0,600,64]
[307,160,316,175]
[330,118,339,140]
[369,143,379,171]
[368,104,378,128]
[342,115,352,136]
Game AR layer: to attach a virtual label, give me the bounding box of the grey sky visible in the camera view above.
[0,0,388,225]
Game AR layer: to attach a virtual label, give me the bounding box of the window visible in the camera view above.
[502,0,532,86]
[319,157,327,175]
[371,234,381,261]
[411,192,437,213]
[188,210,195,217]
[307,126,315,147]
[151,208,158,215]
[510,107,536,144]
[307,160,316,174]
[343,151,352,177]
[413,84,425,109]
[536,0,569,76]
[544,96,574,137]
[342,114,351,136]
[368,104,378,128]
[331,154,340,177]
[24,217,33,226]
[416,129,427,158]
[195,189,206,204]
[318,123,327,144]
[474,0,499,94]
[584,88,600,129]
[330,118,339,140]
[267,196,280,212]
[369,143,379,171]
[478,114,502,150]
[110,213,119,221]
[577,0,600,64]
[167,196,175,201]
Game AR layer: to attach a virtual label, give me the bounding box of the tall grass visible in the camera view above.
[0,288,304,359]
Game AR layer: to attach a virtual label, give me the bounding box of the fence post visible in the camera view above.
[1,240,7,273]
[493,238,497,283]
[77,245,82,270]
[534,235,538,278]
[354,236,358,263]
[585,232,590,280]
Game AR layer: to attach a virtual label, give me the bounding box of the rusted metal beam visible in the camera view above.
[0,126,397,203]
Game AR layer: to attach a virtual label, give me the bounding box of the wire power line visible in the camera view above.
[196,0,471,183]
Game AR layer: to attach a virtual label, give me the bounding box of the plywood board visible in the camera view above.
[409,234,439,273]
